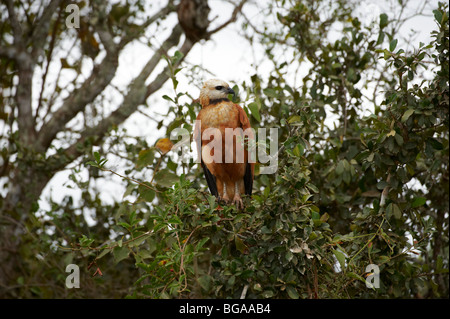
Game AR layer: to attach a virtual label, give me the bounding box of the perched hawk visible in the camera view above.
[194,79,254,209]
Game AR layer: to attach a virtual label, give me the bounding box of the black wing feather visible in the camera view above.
[201,160,218,197]
[244,162,253,195]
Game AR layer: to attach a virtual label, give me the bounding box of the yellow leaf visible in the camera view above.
[386,129,396,137]
[155,138,173,155]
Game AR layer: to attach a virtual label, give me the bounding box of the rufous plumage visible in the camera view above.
[194,79,254,209]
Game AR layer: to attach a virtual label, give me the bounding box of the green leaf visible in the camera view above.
[227,275,236,287]
[386,203,402,219]
[320,212,330,222]
[392,204,402,219]
[263,88,279,98]
[196,238,209,250]
[197,275,212,291]
[287,115,301,124]
[428,138,443,150]
[138,183,155,202]
[376,181,388,190]
[347,272,366,283]
[154,169,179,187]
[136,148,155,169]
[394,133,403,146]
[377,31,385,45]
[113,246,129,263]
[286,286,299,299]
[401,109,414,122]
[79,235,94,247]
[123,184,136,198]
[311,211,320,221]
[380,13,388,29]
[411,197,427,208]
[332,249,346,270]
[306,183,319,193]
[389,39,398,52]
[433,9,443,24]
[128,233,150,247]
[335,160,344,175]
[331,62,342,69]
[248,102,261,122]
[235,235,248,254]
[292,144,304,157]
[86,161,98,167]
[170,50,184,65]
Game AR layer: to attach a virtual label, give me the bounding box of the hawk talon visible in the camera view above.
[216,195,229,205]
[232,195,244,210]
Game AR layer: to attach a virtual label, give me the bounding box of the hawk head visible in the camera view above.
[199,79,235,107]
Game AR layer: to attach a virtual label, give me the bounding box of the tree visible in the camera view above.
[0,0,448,299]
[0,0,247,297]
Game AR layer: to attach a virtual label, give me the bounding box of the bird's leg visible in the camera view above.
[232,182,244,210]
[221,182,230,203]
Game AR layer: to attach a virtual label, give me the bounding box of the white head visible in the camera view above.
[199,79,235,107]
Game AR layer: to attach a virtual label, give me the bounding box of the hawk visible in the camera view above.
[194,79,254,209]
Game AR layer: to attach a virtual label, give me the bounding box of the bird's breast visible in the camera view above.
[200,103,237,128]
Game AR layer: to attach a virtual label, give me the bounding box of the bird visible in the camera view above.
[193,79,254,209]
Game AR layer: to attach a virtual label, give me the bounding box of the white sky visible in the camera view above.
[36,0,441,220]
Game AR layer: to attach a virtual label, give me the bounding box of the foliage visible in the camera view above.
[0,0,448,298]
[239,0,449,298]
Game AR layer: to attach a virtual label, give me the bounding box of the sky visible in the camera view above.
[36,0,441,222]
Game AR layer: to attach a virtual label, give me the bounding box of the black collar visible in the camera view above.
[209,98,229,105]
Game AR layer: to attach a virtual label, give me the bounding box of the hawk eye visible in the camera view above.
[215,86,224,90]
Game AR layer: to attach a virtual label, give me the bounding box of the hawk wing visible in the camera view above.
[235,104,255,195]
[194,114,219,197]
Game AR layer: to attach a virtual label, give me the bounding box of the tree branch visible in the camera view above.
[52,26,190,169]
[5,0,23,43]
[36,5,63,119]
[0,46,19,60]
[205,0,247,37]
[4,0,36,145]
[29,0,62,61]
[118,0,177,49]
[37,0,173,152]
[37,3,122,151]
[47,0,243,169]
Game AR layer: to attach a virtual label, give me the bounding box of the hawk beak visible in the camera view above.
[227,87,235,96]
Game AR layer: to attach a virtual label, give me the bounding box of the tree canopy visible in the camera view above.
[0,0,448,299]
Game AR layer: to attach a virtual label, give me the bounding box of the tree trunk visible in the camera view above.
[0,163,51,294]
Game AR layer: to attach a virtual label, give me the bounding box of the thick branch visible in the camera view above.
[37,53,119,151]
[37,0,172,152]
[37,8,121,151]
[54,27,192,170]
[36,5,63,119]
[29,0,62,61]
[5,0,23,43]
[15,59,36,146]
[47,0,246,169]
[4,0,36,145]
[0,46,19,60]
